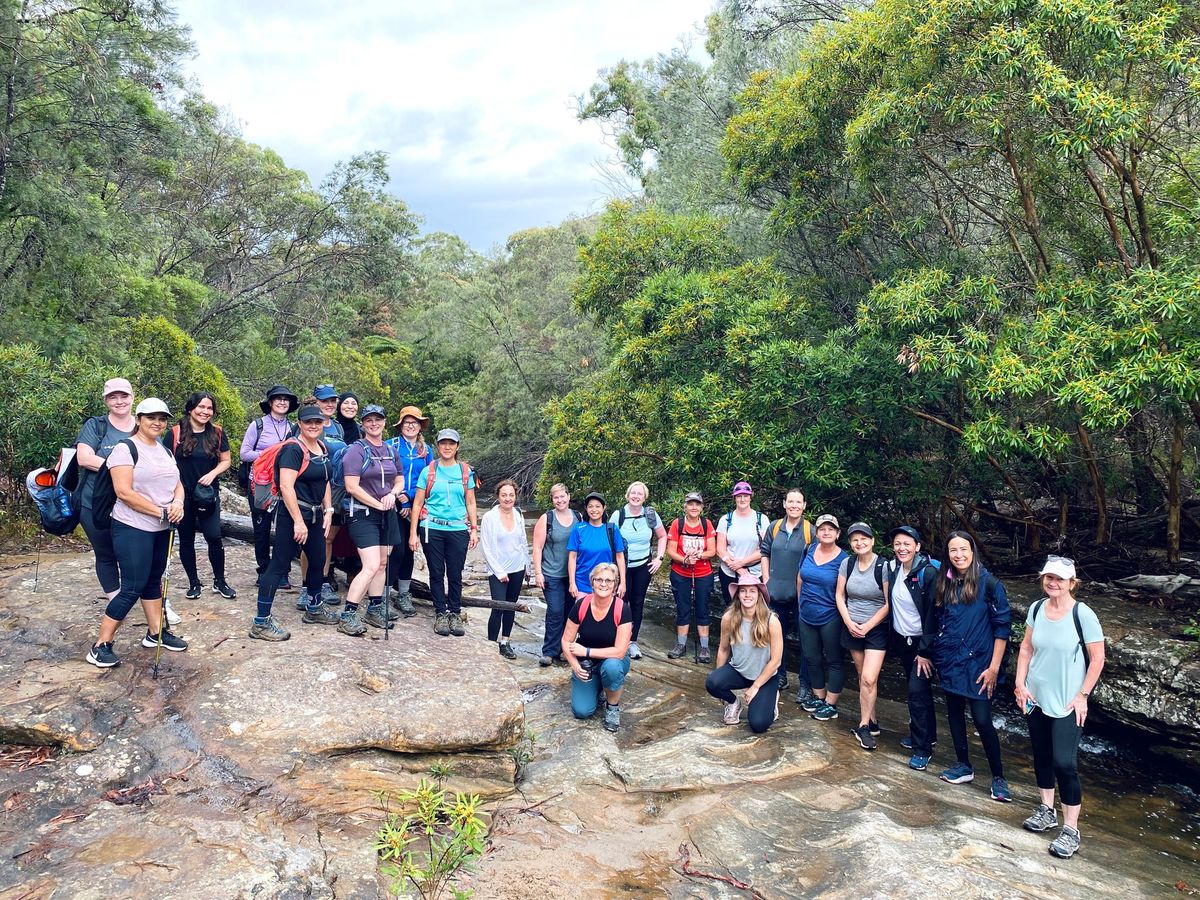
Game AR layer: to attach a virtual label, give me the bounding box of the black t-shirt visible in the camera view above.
[567,596,624,650]
[164,425,230,490]
[276,441,329,507]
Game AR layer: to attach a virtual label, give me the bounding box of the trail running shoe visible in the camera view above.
[939,763,975,784]
[447,613,465,636]
[777,670,789,691]
[801,694,823,713]
[695,646,712,664]
[603,702,620,732]
[498,641,517,659]
[434,614,451,637]
[723,698,741,725]
[392,591,417,617]
[302,605,340,626]
[991,777,1012,803]
[1023,804,1059,833]
[86,642,120,668]
[538,655,554,667]
[337,609,367,637]
[811,702,838,721]
[295,593,310,610]
[908,754,931,771]
[628,642,642,660]
[213,580,237,600]
[667,642,687,659]
[901,735,938,750]
[278,578,296,593]
[248,617,291,641]
[869,719,880,736]
[321,583,340,607]
[853,725,877,751]
[142,629,187,651]
[1048,825,1081,859]
[185,582,202,600]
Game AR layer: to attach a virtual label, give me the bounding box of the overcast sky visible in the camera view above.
[172,1,714,250]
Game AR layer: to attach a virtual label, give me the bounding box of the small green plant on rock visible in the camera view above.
[375,778,486,900]
[507,727,537,781]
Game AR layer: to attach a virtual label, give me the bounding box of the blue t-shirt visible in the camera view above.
[798,545,849,626]
[416,462,476,532]
[567,521,626,593]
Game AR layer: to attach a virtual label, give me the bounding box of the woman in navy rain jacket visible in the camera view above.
[925,530,1013,802]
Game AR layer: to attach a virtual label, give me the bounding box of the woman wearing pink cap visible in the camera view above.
[705,573,784,732]
[1014,555,1105,860]
[75,377,137,600]
[716,481,770,605]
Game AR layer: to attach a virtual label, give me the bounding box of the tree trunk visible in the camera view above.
[1126,411,1164,515]
[1075,424,1108,544]
[1167,419,1183,565]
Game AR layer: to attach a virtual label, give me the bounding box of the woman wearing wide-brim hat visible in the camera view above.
[385,405,433,617]
[240,384,300,584]
[705,572,783,732]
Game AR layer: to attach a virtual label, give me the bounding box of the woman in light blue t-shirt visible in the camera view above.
[1014,556,1105,861]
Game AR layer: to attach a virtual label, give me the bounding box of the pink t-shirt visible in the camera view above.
[107,439,180,532]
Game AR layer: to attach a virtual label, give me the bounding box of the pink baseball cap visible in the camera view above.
[731,481,753,496]
[103,378,133,398]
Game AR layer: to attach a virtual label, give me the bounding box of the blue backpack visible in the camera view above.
[330,439,398,513]
[26,454,80,537]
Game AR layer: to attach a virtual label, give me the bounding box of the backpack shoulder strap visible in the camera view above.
[1031,598,1046,623]
[606,522,619,560]
[772,517,783,538]
[874,555,886,590]
[1072,603,1091,669]
[618,507,626,528]
[724,510,733,529]
[614,596,623,627]
[578,594,590,621]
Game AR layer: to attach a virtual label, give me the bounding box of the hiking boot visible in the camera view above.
[338,609,367,637]
[381,602,401,621]
[1023,804,1059,833]
[667,642,687,659]
[362,604,390,629]
[603,702,620,732]
[447,613,465,636]
[908,754,931,771]
[142,629,188,651]
[164,599,181,626]
[185,582,202,600]
[498,641,517,659]
[801,694,823,713]
[939,763,975,784]
[86,642,120,668]
[295,592,310,610]
[249,617,291,641]
[320,583,340,607]
[213,580,237,600]
[796,685,816,708]
[392,591,417,617]
[901,735,938,750]
[539,655,554,667]
[723,698,741,725]
[990,777,1012,803]
[695,646,711,664]
[853,725,877,751]
[811,702,838,721]
[868,719,880,736]
[628,642,642,660]
[434,614,451,637]
[777,670,789,691]
[302,604,340,626]
[1048,825,1081,859]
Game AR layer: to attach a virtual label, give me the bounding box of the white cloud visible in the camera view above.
[172,0,715,247]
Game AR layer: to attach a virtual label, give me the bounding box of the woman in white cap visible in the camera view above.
[408,428,478,638]
[1014,556,1105,860]
[835,522,889,750]
[705,573,784,732]
[86,399,186,668]
[385,405,433,616]
[796,514,849,721]
[75,377,137,602]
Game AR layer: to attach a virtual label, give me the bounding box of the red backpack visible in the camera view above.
[250,439,319,512]
[578,594,623,626]
[419,460,477,517]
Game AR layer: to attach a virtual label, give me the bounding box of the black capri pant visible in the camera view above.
[81,504,121,594]
[798,618,845,694]
[105,521,170,621]
[1027,706,1083,805]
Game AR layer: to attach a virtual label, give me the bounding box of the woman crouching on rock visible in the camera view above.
[563,563,632,733]
[86,399,186,668]
[705,573,783,732]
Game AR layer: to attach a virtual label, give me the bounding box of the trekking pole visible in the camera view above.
[382,557,392,642]
[154,526,176,681]
[33,548,41,594]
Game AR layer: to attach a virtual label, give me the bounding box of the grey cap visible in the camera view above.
[436,428,461,444]
[814,514,840,530]
[361,404,387,420]
[847,521,873,539]
[684,491,704,504]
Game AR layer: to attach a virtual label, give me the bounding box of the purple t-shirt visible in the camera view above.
[342,440,400,504]
[107,439,180,532]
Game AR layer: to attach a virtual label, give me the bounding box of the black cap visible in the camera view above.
[583,492,606,506]
[887,525,922,545]
[847,521,874,539]
[297,405,324,422]
[260,384,299,414]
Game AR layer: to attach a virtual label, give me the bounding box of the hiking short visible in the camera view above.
[346,507,401,549]
[842,620,889,652]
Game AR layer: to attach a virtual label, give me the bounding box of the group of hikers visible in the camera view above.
[69,378,1106,861]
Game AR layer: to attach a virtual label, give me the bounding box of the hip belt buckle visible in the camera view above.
[428,515,461,528]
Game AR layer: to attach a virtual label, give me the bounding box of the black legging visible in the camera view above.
[105,521,169,621]
[387,535,416,585]
[255,508,326,616]
[798,618,845,694]
[625,562,651,641]
[1027,706,1083,805]
[705,663,780,733]
[178,500,225,585]
[80,504,120,594]
[945,692,1005,778]
[487,570,525,640]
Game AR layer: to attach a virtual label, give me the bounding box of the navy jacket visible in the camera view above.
[928,567,1012,698]
[885,552,940,653]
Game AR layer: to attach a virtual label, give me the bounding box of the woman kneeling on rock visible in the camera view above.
[705,573,783,732]
[563,563,632,733]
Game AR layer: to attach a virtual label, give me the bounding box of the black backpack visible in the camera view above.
[91,440,174,529]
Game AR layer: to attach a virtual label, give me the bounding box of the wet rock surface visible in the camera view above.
[2,533,1198,898]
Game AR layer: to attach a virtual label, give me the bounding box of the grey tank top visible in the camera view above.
[843,555,886,624]
[731,614,776,680]
[541,511,575,578]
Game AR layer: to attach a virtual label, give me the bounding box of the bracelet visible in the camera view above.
[160,507,168,522]
[585,647,591,659]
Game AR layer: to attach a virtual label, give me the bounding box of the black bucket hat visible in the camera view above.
[260,384,299,414]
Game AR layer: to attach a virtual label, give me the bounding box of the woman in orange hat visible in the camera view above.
[385,406,433,615]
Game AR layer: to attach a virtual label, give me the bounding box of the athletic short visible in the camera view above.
[842,620,889,652]
[345,507,401,549]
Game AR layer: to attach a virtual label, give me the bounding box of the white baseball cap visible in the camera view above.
[134,397,171,416]
[1038,555,1077,580]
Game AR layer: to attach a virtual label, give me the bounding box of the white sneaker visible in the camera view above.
[723,698,741,725]
[629,642,642,660]
[164,599,181,626]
